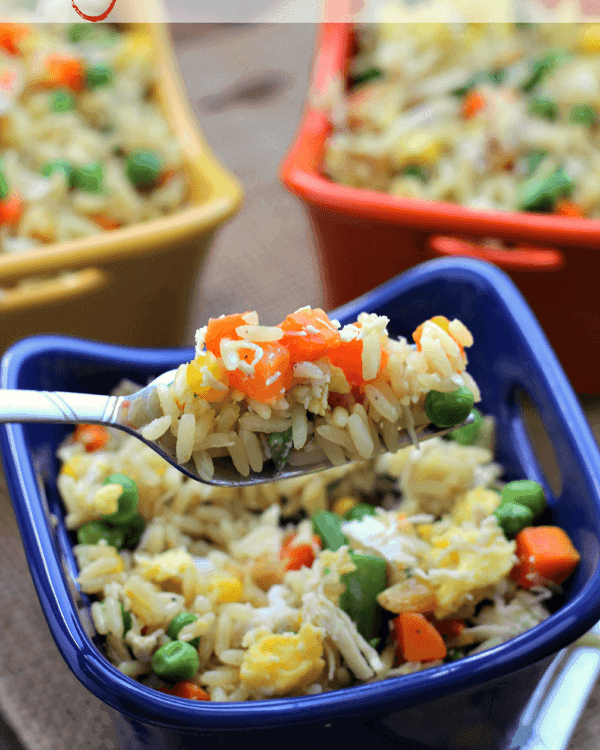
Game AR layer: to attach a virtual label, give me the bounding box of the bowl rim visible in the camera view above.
[2,258,600,730]
[279,20,600,249]
[0,19,243,286]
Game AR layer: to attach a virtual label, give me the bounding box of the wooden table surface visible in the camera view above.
[1,23,600,750]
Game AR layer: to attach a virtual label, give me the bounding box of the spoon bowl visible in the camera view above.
[0,372,473,486]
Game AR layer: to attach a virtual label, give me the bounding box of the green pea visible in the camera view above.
[448,408,484,446]
[344,503,378,522]
[339,553,387,641]
[501,480,546,518]
[493,501,534,537]
[101,473,139,525]
[120,603,132,636]
[350,67,383,87]
[167,612,200,650]
[312,511,348,551]
[268,427,293,471]
[77,520,112,545]
[51,90,76,113]
[68,24,89,43]
[116,513,146,549]
[151,640,199,682]
[528,98,559,122]
[125,151,163,189]
[401,164,428,182]
[72,162,104,193]
[487,68,506,85]
[42,159,74,186]
[0,169,9,201]
[569,103,597,128]
[87,63,114,89]
[68,24,118,47]
[424,386,475,429]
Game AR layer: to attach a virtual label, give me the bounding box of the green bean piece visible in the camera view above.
[448,408,484,446]
[87,63,114,89]
[522,149,548,176]
[72,162,104,193]
[528,98,559,122]
[120,603,132,636]
[167,612,201,650]
[0,169,9,201]
[77,520,112,545]
[493,501,534,537]
[42,159,74,186]
[268,427,294,471]
[501,480,546,518]
[569,103,598,127]
[339,553,387,641]
[51,90,76,113]
[516,165,573,213]
[102,474,139,525]
[312,511,348,551]
[520,50,571,94]
[424,386,475,429]
[344,502,378,522]
[151,641,199,682]
[125,151,163,189]
[452,73,483,97]
[350,67,383,87]
[401,165,428,182]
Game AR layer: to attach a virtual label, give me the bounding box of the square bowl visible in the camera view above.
[279,18,600,393]
[0,11,243,353]
[2,258,600,750]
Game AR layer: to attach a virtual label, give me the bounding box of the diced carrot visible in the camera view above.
[0,193,24,227]
[393,612,447,663]
[327,339,389,387]
[279,308,341,363]
[412,315,465,358]
[229,342,293,403]
[204,313,251,357]
[327,391,355,410]
[0,24,30,56]
[510,526,580,590]
[279,533,322,571]
[434,618,466,640]
[159,680,210,701]
[462,90,487,119]
[555,200,585,218]
[42,54,85,92]
[92,213,121,231]
[73,424,110,452]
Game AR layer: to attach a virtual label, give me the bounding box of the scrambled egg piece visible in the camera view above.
[209,575,244,603]
[427,521,516,619]
[240,623,325,696]
[135,548,194,583]
[451,487,502,525]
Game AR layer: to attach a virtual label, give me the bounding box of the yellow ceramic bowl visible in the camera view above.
[0,17,243,351]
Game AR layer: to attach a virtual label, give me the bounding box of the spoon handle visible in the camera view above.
[0,389,122,426]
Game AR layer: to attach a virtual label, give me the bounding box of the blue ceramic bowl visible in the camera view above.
[2,258,600,750]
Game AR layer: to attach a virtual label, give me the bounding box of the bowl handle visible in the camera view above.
[0,268,108,314]
[427,236,566,272]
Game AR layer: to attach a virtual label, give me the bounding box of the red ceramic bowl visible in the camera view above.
[280,19,600,393]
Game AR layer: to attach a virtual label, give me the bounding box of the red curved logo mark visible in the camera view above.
[71,0,116,21]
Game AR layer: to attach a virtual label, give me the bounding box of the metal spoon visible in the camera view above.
[0,371,473,487]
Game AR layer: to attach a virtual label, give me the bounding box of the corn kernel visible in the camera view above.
[186,351,229,402]
[417,524,432,541]
[114,31,153,69]
[91,483,121,515]
[578,25,600,53]
[331,496,358,516]
[61,455,83,478]
[390,131,443,170]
